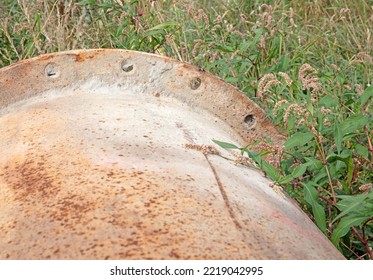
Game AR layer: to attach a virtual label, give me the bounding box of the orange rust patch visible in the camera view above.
[0,144,250,259]
[74,50,102,62]
[37,54,56,61]
[3,153,61,201]
[75,53,85,62]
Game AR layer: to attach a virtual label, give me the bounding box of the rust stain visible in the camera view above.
[38,54,56,61]
[3,153,61,201]
[1,146,253,259]
[74,50,103,62]
[75,53,85,62]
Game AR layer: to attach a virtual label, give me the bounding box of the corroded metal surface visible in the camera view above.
[0,49,344,259]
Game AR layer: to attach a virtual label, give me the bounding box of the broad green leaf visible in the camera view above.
[339,114,368,137]
[33,12,41,33]
[278,158,315,185]
[335,192,373,211]
[238,40,252,52]
[224,77,238,83]
[212,139,239,150]
[327,149,352,164]
[313,168,328,184]
[278,174,294,184]
[355,143,369,159]
[327,150,354,189]
[304,157,323,170]
[319,95,339,108]
[277,55,290,72]
[291,163,308,178]
[345,157,354,189]
[334,122,343,153]
[248,152,281,181]
[252,28,264,43]
[336,191,373,205]
[361,85,373,105]
[302,182,327,234]
[312,202,327,235]
[332,194,368,222]
[260,160,281,181]
[284,131,314,150]
[331,216,368,246]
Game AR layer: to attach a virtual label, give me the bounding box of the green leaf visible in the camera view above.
[355,143,369,159]
[331,216,368,246]
[261,160,281,181]
[248,152,281,181]
[277,55,290,72]
[304,157,323,170]
[284,131,314,150]
[146,21,179,32]
[215,44,235,53]
[361,85,373,106]
[334,122,343,153]
[33,12,41,33]
[212,139,239,150]
[278,160,313,184]
[278,174,294,184]
[238,40,252,52]
[313,168,328,184]
[319,95,339,108]
[332,194,368,222]
[291,163,308,178]
[145,29,165,37]
[303,182,327,234]
[327,150,352,165]
[98,2,118,9]
[224,77,239,83]
[339,114,368,137]
[345,157,354,189]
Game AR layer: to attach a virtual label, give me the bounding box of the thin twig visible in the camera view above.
[340,241,360,259]
[351,226,373,260]
[313,126,337,204]
[362,217,373,243]
[365,126,373,160]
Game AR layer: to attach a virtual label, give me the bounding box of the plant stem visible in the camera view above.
[351,226,373,260]
[365,126,373,160]
[312,123,337,204]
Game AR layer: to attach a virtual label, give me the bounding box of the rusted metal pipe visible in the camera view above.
[0,49,344,259]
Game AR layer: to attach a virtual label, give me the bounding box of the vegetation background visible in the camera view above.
[0,0,372,259]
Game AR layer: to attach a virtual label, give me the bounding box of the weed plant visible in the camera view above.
[0,0,372,259]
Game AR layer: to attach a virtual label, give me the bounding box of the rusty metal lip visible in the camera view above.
[0,48,285,148]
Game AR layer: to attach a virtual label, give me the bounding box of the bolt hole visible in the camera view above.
[190,77,201,90]
[44,63,59,78]
[121,60,134,72]
[244,114,255,128]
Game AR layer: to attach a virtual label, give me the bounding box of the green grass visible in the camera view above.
[1,0,372,259]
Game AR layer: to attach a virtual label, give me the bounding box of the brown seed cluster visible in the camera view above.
[359,183,372,194]
[283,103,308,123]
[270,183,286,199]
[184,143,220,155]
[299,64,324,97]
[257,74,281,97]
[231,151,257,167]
[278,72,292,86]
